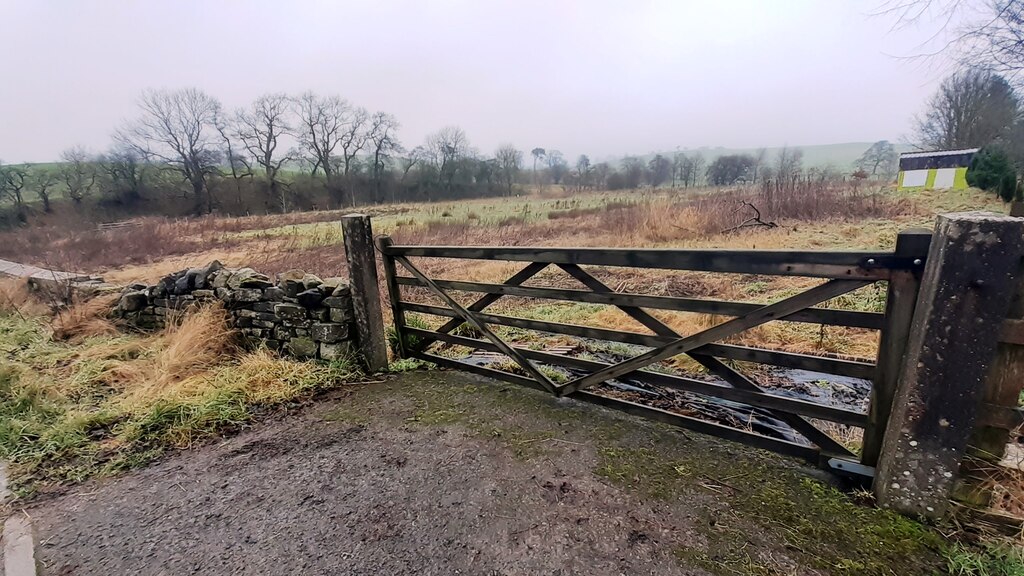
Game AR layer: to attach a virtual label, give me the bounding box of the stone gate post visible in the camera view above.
[875,212,1024,518]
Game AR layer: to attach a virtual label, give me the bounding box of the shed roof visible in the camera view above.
[899,148,980,159]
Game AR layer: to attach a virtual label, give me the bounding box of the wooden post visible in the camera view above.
[376,235,408,358]
[861,229,931,468]
[875,212,1024,518]
[973,270,1024,459]
[341,214,388,372]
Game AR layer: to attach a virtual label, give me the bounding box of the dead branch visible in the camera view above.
[720,201,778,234]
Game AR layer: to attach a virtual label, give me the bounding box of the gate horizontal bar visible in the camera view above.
[394,276,884,329]
[380,245,912,279]
[411,350,821,463]
[405,326,869,426]
[401,302,876,379]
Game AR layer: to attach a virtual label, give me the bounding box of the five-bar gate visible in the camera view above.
[375,230,932,478]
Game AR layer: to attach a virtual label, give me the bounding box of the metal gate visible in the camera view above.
[375,230,931,478]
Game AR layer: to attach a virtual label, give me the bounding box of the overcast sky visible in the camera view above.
[0,0,955,163]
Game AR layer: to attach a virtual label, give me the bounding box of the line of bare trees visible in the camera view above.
[0,89,534,224]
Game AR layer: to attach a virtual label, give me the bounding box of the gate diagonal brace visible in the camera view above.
[555,263,855,456]
[394,256,558,394]
[557,279,870,396]
[411,261,549,352]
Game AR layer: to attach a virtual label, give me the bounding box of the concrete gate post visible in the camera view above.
[875,211,1024,519]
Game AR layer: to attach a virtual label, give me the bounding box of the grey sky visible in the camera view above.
[1,0,952,163]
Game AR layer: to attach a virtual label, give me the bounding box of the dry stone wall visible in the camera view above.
[115,261,356,360]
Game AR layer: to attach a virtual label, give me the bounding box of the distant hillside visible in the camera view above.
[641,142,914,171]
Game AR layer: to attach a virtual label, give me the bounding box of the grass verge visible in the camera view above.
[0,300,360,499]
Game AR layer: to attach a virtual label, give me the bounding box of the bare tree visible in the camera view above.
[546,150,568,185]
[214,106,253,209]
[426,126,470,193]
[773,146,803,185]
[0,162,28,217]
[751,148,768,182]
[116,88,222,213]
[593,161,611,190]
[689,153,706,186]
[574,154,592,191]
[294,92,348,180]
[100,146,145,204]
[368,112,401,203]
[885,0,1024,82]
[531,147,546,188]
[236,93,294,212]
[29,166,59,213]
[856,140,899,178]
[494,144,523,196]
[647,154,672,187]
[622,156,645,188]
[915,70,1019,149]
[399,146,426,187]
[59,147,97,204]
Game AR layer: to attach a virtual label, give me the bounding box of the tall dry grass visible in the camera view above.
[51,292,120,342]
[117,306,238,406]
[0,278,50,317]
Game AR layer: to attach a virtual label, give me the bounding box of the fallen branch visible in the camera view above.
[721,201,778,234]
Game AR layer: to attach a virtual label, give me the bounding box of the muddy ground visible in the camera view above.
[25,370,943,576]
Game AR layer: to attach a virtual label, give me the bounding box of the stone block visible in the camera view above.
[234,288,263,302]
[287,337,318,358]
[234,316,254,328]
[227,268,271,290]
[320,341,353,361]
[311,322,348,343]
[119,291,148,312]
[236,309,259,318]
[252,301,278,313]
[322,296,351,309]
[294,328,309,337]
[153,298,169,307]
[296,289,324,307]
[281,279,304,298]
[274,303,306,321]
[311,307,330,321]
[263,287,286,301]
[329,307,351,323]
[301,273,323,290]
[192,289,215,299]
[252,319,276,329]
[173,274,191,295]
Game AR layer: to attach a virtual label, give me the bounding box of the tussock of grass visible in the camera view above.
[0,304,360,497]
[51,292,120,342]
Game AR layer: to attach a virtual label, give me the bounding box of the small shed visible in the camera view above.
[897,148,978,190]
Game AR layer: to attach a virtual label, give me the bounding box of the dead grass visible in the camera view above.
[51,292,120,342]
[0,299,360,496]
[118,306,238,406]
[0,278,50,317]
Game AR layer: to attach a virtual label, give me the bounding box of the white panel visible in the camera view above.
[902,170,928,187]
[933,168,956,188]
